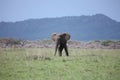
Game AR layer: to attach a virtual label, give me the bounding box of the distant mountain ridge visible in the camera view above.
[0,14,120,41]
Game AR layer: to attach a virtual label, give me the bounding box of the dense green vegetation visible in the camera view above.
[0,48,120,80]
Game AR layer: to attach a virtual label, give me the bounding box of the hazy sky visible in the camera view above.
[0,0,120,22]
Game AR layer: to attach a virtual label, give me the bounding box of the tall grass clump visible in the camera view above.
[25,48,52,61]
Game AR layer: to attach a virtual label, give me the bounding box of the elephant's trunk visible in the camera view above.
[54,40,59,56]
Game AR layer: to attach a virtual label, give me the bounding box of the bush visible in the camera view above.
[101,40,114,46]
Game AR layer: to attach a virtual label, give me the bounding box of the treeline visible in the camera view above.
[0,38,120,49]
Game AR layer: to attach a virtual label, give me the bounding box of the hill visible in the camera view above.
[0,14,120,40]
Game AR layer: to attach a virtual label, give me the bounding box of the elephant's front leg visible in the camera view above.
[58,46,63,56]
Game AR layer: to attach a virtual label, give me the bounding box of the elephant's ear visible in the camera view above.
[51,33,59,42]
[62,32,71,41]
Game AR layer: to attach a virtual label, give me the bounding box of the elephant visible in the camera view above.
[52,32,70,56]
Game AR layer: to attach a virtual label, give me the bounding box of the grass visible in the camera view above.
[0,48,120,80]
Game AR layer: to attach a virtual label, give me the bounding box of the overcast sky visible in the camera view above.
[0,0,120,22]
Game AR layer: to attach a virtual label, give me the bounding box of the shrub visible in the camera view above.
[101,40,114,46]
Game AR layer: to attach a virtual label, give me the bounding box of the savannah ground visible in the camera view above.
[0,48,120,80]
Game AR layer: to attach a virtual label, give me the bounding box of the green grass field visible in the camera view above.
[0,48,120,80]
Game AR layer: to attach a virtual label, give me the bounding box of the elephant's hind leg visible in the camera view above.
[64,45,69,56]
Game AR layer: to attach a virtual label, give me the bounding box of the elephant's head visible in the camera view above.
[51,32,70,42]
